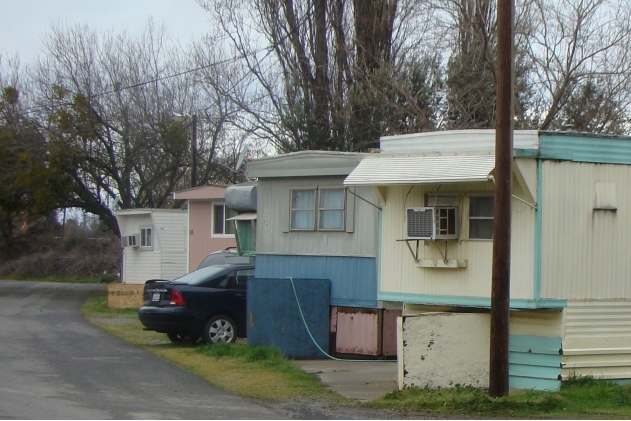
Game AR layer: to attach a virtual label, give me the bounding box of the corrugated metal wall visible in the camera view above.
[256,176,378,257]
[153,211,188,280]
[255,254,377,307]
[541,161,631,299]
[561,300,631,380]
[248,277,330,359]
[379,182,535,300]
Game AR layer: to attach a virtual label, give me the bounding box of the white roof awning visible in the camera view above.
[227,212,257,221]
[343,154,496,186]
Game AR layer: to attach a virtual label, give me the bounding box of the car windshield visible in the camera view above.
[172,266,229,285]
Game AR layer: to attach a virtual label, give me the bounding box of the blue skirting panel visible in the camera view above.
[255,254,378,308]
[248,277,330,359]
[509,334,562,391]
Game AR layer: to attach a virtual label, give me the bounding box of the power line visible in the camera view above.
[1,3,316,123]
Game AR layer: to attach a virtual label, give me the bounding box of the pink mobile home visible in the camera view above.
[172,185,237,271]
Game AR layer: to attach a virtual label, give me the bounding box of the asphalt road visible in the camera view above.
[0,280,285,420]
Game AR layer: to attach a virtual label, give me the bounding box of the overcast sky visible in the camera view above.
[0,0,212,64]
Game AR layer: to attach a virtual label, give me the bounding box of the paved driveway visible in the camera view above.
[0,281,284,420]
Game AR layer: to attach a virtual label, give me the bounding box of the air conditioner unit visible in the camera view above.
[406,207,459,240]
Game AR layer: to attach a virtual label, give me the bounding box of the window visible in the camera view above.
[319,189,345,230]
[290,188,346,231]
[469,196,494,239]
[140,227,152,248]
[213,203,237,236]
[291,190,316,230]
[235,269,255,289]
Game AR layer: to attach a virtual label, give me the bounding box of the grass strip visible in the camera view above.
[367,376,631,418]
[82,292,631,418]
[81,293,338,401]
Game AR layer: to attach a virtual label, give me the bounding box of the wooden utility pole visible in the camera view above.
[191,114,198,188]
[489,0,514,398]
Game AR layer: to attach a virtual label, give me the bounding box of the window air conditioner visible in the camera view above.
[405,207,459,240]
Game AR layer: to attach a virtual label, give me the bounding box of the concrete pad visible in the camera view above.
[293,359,398,402]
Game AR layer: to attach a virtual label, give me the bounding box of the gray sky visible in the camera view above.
[0,0,212,63]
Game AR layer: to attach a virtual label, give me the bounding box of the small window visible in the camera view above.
[469,196,494,239]
[291,190,316,230]
[235,269,255,289]
[319,189,345,230]
[290,188,346,231]
[140,227,153,248]
[213,203,237,236]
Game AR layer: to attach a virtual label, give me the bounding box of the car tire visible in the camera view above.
[202,315,237,344]
[167,332,200,344]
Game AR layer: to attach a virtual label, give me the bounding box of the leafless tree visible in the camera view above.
[524,0,631,131]
[199,0,440,152]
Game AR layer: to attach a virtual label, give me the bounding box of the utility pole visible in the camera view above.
[191,114,198,188]
[489,0,514,398]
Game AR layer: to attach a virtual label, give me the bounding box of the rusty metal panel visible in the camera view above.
[335,309,380,356]
[382,310,401,356]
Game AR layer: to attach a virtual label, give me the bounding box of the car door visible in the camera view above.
[232,268,255,335]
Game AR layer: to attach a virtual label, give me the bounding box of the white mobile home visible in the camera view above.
[115,209,188,283]
[344,130,631,390]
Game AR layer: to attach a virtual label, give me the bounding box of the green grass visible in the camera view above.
[367,377,631,418]
[81,292,338,401]
[82,291,631,417]
[4,274,116,283]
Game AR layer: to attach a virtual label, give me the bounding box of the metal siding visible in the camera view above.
[122,248,161,284]
[188,201,236,271]
[335,310,380,355]
[509,334,562,392]
[344,154,495,186]
[540,133,631,165]
[255,255,378,307]
[541,161,631,299]
[248,278,330,358]
[380,183,535,302]
[152,211,188,280]
[379,129,540,154]
[256,177,378,256]
[560,300,631,381]
[382,309,401,356]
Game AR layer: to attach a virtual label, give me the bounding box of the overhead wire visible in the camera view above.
[0,2,316,123]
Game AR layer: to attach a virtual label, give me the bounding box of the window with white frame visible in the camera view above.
[468,196,494,239]
[290,188,345,231]
[213,203,237,236]
[140,226,153,248]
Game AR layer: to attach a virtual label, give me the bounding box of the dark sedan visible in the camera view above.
[138,264,255,344]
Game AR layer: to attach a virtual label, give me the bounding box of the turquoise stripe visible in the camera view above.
[539,132,631,165]
[377,208,382,296]
[534,160,543,301]
[377,291,566,309]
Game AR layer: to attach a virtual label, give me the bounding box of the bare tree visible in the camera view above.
[200,0,440,152]
[524,0,631,131]
[32,21,204,235]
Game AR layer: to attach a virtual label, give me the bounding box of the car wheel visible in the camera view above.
[167,332,199,344]
[202,315,237,344]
